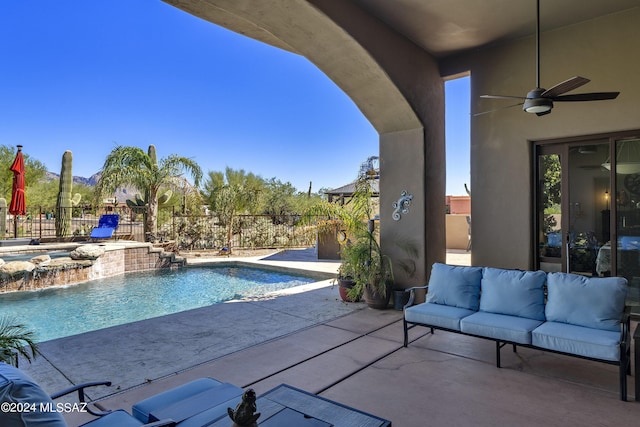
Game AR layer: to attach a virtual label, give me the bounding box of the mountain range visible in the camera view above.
[45,171,101,187]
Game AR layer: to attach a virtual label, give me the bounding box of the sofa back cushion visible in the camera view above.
[545,272,627,331]
[426,263,482,311]
[479,267,547,321]
[0,362,67,427]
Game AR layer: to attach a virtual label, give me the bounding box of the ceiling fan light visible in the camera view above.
[524,103,552,114]
[523,91,552,114]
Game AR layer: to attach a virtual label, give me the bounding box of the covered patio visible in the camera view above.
[60,305,638,426]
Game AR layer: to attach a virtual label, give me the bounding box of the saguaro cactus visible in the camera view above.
[55,151,82,237]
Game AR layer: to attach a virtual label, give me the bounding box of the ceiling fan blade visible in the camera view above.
[553,92,620,102]
[473,102,524,117]
[480,94,526,100]
[541,76,590,98]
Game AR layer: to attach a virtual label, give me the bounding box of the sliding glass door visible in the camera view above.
[536,140,610,275]
[535,133,640,305]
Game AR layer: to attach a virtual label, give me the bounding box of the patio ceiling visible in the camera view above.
[351,0,640,59]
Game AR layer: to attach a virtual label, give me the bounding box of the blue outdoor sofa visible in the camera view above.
[403,263,632,401]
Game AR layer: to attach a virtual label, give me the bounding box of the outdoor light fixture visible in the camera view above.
[523,89,553,114]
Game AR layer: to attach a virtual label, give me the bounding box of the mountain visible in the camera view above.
[45,171,101,186]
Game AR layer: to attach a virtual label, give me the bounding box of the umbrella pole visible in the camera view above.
[13,216,17,238]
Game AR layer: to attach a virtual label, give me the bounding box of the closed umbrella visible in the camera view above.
[9,145,26,238]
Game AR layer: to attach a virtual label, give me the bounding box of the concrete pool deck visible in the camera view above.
[16,247,640,426]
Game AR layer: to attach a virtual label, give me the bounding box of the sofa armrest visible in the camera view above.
[50,381,113,416]
[404,285,428,308]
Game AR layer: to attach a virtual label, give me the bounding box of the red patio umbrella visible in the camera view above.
[9,145,26,238]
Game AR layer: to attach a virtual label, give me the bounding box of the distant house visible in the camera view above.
[325,180,379,205]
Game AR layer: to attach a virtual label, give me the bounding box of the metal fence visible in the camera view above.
[5,206,318,250]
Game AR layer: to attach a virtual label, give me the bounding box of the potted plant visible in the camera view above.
[334,240,361,302]
[303,174,391,307]
[0,316,39,367]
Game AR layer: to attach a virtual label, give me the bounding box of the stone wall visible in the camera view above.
[0,243,184,293]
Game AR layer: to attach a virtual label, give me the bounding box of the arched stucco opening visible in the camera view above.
[164,0,446,287]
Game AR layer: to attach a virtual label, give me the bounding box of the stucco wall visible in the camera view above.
[441,8,640,269]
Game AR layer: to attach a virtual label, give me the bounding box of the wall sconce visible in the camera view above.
[605,190,610,210]
[392,191,413,221]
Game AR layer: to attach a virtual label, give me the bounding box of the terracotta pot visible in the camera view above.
[363,284,390,309]
[337,278,359,302]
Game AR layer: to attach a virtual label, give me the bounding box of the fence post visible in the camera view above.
[172,205,176,241]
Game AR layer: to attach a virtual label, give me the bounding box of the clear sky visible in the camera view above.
[0,0,469,195]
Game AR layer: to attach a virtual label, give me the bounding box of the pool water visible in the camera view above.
[0,265,317,343]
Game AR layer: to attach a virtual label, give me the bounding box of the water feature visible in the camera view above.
[0,265,319,342]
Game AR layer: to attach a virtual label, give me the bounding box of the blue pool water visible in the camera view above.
[0,265,317,343]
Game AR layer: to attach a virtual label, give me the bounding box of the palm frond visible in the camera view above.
[0,316,39,364]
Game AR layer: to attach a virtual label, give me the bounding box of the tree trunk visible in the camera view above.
[145,191,158,242]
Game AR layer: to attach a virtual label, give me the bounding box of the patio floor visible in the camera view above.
[19,248,640,426]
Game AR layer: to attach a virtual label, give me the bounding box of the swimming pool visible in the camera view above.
[0,265,318,343]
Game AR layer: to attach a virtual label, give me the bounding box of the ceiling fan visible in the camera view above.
[477,0,620,117]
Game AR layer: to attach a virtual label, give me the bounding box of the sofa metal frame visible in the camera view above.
[402,285,632,401]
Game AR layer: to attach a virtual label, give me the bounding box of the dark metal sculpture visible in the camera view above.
[228,388,260,427]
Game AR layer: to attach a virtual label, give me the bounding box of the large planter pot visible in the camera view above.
[337,278,359,302]
[392,289,410,310]
[363,284,391,309]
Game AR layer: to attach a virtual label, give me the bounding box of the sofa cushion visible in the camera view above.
[545,273,627,332]
[460,312,543,344]
[425,263,483,311]
[0,362,67,427]
[532,321,621,361]
[405,302,475,331]
[479,267,546,321]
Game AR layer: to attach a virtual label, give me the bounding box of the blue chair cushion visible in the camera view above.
[405,302,475,331]
[532,321,621,361]
[479,267,546,321]
[132,378,225,423]
[0,362,67,427]
[425,263,483,311]
[177,394,242,427]
[80,410,143,427]
[460,312,543,344]
[89,228,114,239]
[545,273,627,331]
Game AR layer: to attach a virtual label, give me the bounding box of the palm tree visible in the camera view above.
[0,316,38,366]
[96,145,203,241]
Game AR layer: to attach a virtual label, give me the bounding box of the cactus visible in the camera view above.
[0,198,6,239]
[125,145,172,209]
[55,151,81,237]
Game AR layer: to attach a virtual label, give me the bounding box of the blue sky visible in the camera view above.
[0,0,469,195]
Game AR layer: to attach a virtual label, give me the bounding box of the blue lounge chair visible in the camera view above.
[0,363,244,427]
[90,214,120,239]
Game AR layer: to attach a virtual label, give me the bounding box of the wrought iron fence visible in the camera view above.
[3,205,319,251]
[169,213,318,250]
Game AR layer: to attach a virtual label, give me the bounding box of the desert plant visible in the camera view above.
[55,151,82,237]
